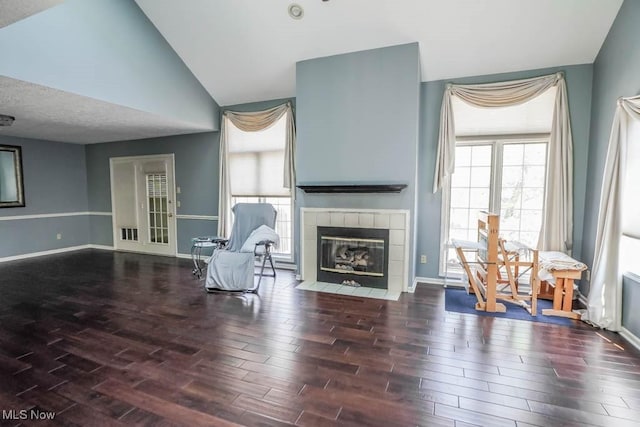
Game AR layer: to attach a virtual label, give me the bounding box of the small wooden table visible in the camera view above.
[540,269,582,320]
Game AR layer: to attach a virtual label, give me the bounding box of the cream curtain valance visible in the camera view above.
[582,95,640,330]
[433,72,573,253]
[218,102,296,237]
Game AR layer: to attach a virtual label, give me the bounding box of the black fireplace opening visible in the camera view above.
[317,226,389,289]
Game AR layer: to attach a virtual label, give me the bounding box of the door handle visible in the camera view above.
[168,213,173,218]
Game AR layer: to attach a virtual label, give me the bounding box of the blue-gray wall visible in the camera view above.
[0,135,90,258]
[416,64,594,279]
[581,0,640,296]
[295,43,421,280]
[85,132,220,254]
[0,0,219,130]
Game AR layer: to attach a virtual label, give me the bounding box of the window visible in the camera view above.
[620,119,640,276]
[231,195,292,257]
[146,173,169,244]
[226,112,293,259]
[441,138,547,276]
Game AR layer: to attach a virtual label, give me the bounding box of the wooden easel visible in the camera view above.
[455,211,539,315]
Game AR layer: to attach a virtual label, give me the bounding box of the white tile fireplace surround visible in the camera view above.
[300,208,411,294]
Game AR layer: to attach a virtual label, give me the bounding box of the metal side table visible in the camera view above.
[191,236,227,278]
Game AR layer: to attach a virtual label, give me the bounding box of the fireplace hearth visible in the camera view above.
[317,226,389,289]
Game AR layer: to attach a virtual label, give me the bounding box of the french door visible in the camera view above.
[110,154,177,256]
[441,138,547,276]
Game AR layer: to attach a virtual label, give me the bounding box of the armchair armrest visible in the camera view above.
[253,240,275,255]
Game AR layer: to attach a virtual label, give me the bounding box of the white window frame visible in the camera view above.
[230,195,294,263]
[439,133,549,278]
[226,111,294,263]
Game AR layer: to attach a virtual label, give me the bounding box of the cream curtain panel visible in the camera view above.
[582,95,640,330]
[218,102,296,237]
[433,73,573,252]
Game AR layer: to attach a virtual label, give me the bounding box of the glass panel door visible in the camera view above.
[499,143,547,248]
[147,173,169,244]
[441,139,548,276]
[444,144,493,271]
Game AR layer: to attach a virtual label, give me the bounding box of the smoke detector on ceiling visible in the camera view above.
[288,3,304,19]
[0,114,15,127]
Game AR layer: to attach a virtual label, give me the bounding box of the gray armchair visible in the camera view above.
[205,203,278,293]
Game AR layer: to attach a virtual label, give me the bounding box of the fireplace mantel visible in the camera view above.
[297,184,407,194]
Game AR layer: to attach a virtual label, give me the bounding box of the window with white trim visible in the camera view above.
[620,119,640,276]
[441,138,548,276]
[226,112,293,259]
[441,87,555,277]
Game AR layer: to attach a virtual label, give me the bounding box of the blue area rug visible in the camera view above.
[445,288,577,326]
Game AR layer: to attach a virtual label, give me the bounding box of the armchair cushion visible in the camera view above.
[240,225,280,254]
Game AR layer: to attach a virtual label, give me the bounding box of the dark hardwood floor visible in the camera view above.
[1,250,640,426]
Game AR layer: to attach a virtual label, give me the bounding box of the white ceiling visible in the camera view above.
[0,76,212,144]
[136,0,623,106]
[0,0,625,144]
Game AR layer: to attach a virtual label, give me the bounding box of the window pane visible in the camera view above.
[498,143,547,248]
[522,187,544,207]
[524,165,546,187]
[520,209,542,231]
[445,144,494,275]
[470,166,491,184]
[469,188,490,209]
[524,143,547,165]
[620,236,640,276]
[230,195,292,257]
[472,145,492,166]
[450,188,470,208]
[227,113,289,197]
[451,208,469,230]
[500,187,522,211]
[502,166,523,187]
[456,146,472,167]
[450,228,469,240]
[451,166,470,187]
[503,144,524,165]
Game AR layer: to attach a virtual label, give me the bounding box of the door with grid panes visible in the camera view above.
[110,154,177,256]
[441,140,547,276]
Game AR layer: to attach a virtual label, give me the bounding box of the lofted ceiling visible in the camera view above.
[0,0,64,28]
[136,0,623,106]
[0,0,625,143]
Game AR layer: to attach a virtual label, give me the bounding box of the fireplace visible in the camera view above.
[299,208,411,294]
[317,226,389,289]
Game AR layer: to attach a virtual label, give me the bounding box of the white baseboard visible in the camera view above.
[0,244,91,263]
[578,292,588,307]
[414,276,465,288]
[274,262,296,271]
[177,253,298,272]
[87,244,114,251]
[619,327,640,352]
[177,253,193,259]
[407,279,417,293]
